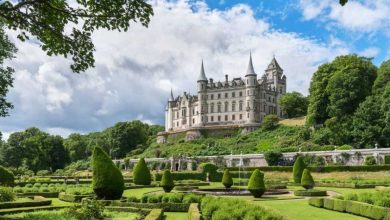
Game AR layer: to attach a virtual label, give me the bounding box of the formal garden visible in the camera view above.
[0,146,390,219]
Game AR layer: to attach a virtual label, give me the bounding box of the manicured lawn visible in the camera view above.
[123,187,163,198]
[164,212,187,220]
[287,185,378,196]
[50,198,74,206]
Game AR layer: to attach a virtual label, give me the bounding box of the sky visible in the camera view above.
[1,0,390,139]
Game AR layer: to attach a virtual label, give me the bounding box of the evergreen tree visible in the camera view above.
[92,146,124,200]
[0,166,14,186]
[133,158,151,185]
[301,169,314,189]
[293,156,306,183]
[222,169,233,189]
[160,170,174,192]
[247,169,265,198]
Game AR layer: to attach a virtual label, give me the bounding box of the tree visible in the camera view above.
[301,169,314,189]
[264,150,283,166]
[160,170,174,192]
[64,133,89,162]
[222,169,233,189]
[279,92,308,118]
[0,24,16,117]
[0,165,14,186]
[92,146,124,200]
[247,169,265,198]
[293,156,306,183]
[133,158,151,185]
[262,114,279,130]
[372,60,390,94]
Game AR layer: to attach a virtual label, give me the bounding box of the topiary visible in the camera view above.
[247,169,265,198]
[200,163,218,181]
[133,158,151,185]
[301,169,315,189]
[92,146,124,200]
[222,169,233,189]
[293,156,307,183]
[0,166,14,186]
[160,170,174,192]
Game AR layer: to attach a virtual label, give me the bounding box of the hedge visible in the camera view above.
[228,165,390,173]
[155,172,206,182]
[110,201,190,212]
[58,192,91,203]
[0,196,51,209]
[105,206,150,215]
[227,166,292,172]
[309,198,390,220]
[144,209,164,220]
[16,192,59,198]
[188,203,201,220]
[0,205,67,215]
[385,155,390,165]
[0,166,14,186]
[133,158,152,185]
[294,190,327,197]
[315,182,376,188]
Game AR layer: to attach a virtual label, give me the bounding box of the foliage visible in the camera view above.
[0,165,14,186]
[160,170,174,193]
[133,158,151,185]
[294,189,326,196]
[279,91,308,118]
[247,169,265,198]
[301,169,314,189]
[262,114,280,130]
[92,146,124,200]
[65,199,105,220]
[0,186,14,202]
[293,156,306,183]
[36,170,51,176]
[264,150,283,166]
[64,133,89,162]
[364,156,376,165]
[222,169,233,189]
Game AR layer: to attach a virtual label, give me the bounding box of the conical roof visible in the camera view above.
[267,55,283,71]
[169,88,174,101]
[245,52,256,76]
[197,60,208,82]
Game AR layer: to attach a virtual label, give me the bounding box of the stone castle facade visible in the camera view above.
[157,54,287,143]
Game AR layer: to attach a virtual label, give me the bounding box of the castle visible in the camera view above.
[157,54,287,144]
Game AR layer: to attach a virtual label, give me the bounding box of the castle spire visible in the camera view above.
[245,52,256,76]
[267,54,283,71]
[169,88,174,101]
[197,59,208,82]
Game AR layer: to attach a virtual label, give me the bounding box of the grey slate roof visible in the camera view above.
[245,52,256,76]
[197,60,208,82]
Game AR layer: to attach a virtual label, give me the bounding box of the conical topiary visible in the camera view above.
[247,169,265,198]
[293,156,307,183]
[222,169,233,189]
[92,146,124,200]
[160,170,174,192]
[301,169,315,189]
[133,158,151,185]
[0,166,14,186]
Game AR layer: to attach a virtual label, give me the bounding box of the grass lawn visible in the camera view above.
[50,198,74,206]
[287,185,378,196]
[123,187,163,198]
[164,212,187,220]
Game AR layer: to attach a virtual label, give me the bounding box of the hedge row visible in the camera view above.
[0,205,67,215]
[111,202,190,212]
[105,206,150,215]
[0,196,51,209]
[309,198,390,220]
[228,165,390,173]
[154,172,206,181]
[16,192,59,198]
[294,190,327,197]
[144,209,164,220]
[315,182,376,189]
[188,203,201,220]
[58,192,91,202]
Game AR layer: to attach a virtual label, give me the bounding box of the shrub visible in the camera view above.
[200,163,218,181]
[0,166,14,186]
[127,196,140,203]
[188,203,201,220]
[333,199,346,212]
[0,187,15,202]
[133,158,151,185]
[294,189,327,196]
[364,156,376,165]
[308,198,324,207]
[262,114,279,130]
[301,169,315,189]
[293,156,306,183]
[65,199,106,220]
[247,169,265,198]
[92,146,124,200]
[183,194,203,204]
[222,169,233,189]
[13,186,23,193]
[385,155,390,164]
[264,150,283,166]
[336,144,353,150]
[36,170,51,176]
[160,170,174,193]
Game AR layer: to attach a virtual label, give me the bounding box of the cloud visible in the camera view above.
[359,47,380,58]
[0,0,349,137]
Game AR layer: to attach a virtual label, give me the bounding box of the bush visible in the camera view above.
[222,169,233,189]
[200,163,218,181]
[92,146,124,200]
[133,158,151,185]
[36,170,51,176]
[247,169,265,198]
[183,194,203,204]
[333,199,346,212]
[294,189,327,196]
[336,144,353,150]
[364,156,376,165]
[323,198,334,210]
[264,150,283,166]
[308,198,324,207]
[188,203,201,220]
[262,114,279,130]
[0,166,14,186]
[385,155,390,164]
[127,196,140,203]
[65,199,106,220]
[293,156,306,183]
[160,170,174,193]
[301,169,314,189]
[0,187,15,202]
[144,209,163,220]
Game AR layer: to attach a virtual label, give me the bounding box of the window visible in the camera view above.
[218,93,221,99]
[177,112,179,118]
[192,108,194,115]
[247,113,249,118]
[232,115,235,120]
[232,101,236,111]
[211,94,214,100]
[247,101,249,107]
[225,115,228,121]
[218,116,221,121]
[177,122,179,126]
[210,103,214,113]
[211,116,214,122]
[239,101,243,111]
[217,102,221,113]
[239,91,242,97]
[239,114,242,120]
[232,92,235,97]
[224,102,228,112]
[225,93,228,98]
[268,97,271,102]
[192,118,195,124]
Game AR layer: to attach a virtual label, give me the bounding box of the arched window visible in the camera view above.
[224,102,229,112]
[239,101,243,111]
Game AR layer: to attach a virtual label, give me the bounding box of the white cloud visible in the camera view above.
[359,47,380,58]
[0,0,349,136]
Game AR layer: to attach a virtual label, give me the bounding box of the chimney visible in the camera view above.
[209,78,213,84]
[225,74,228,83]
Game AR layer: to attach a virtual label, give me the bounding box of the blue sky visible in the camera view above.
[1,0,390,138]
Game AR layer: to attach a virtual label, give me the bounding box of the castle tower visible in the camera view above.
[265,55,286,117]
[244,52,257,124]
[166,89,175,131]
[196,60,208,126]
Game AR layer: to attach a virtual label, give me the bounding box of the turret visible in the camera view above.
[166,89,175,131]
[196,60,207,126]
[197,60,208,92]
[245,52,257,123]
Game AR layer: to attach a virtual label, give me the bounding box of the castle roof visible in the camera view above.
[197,60,208,82]
[169,88,174,101]
[245,52,256,77]
[266,56,283,71]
